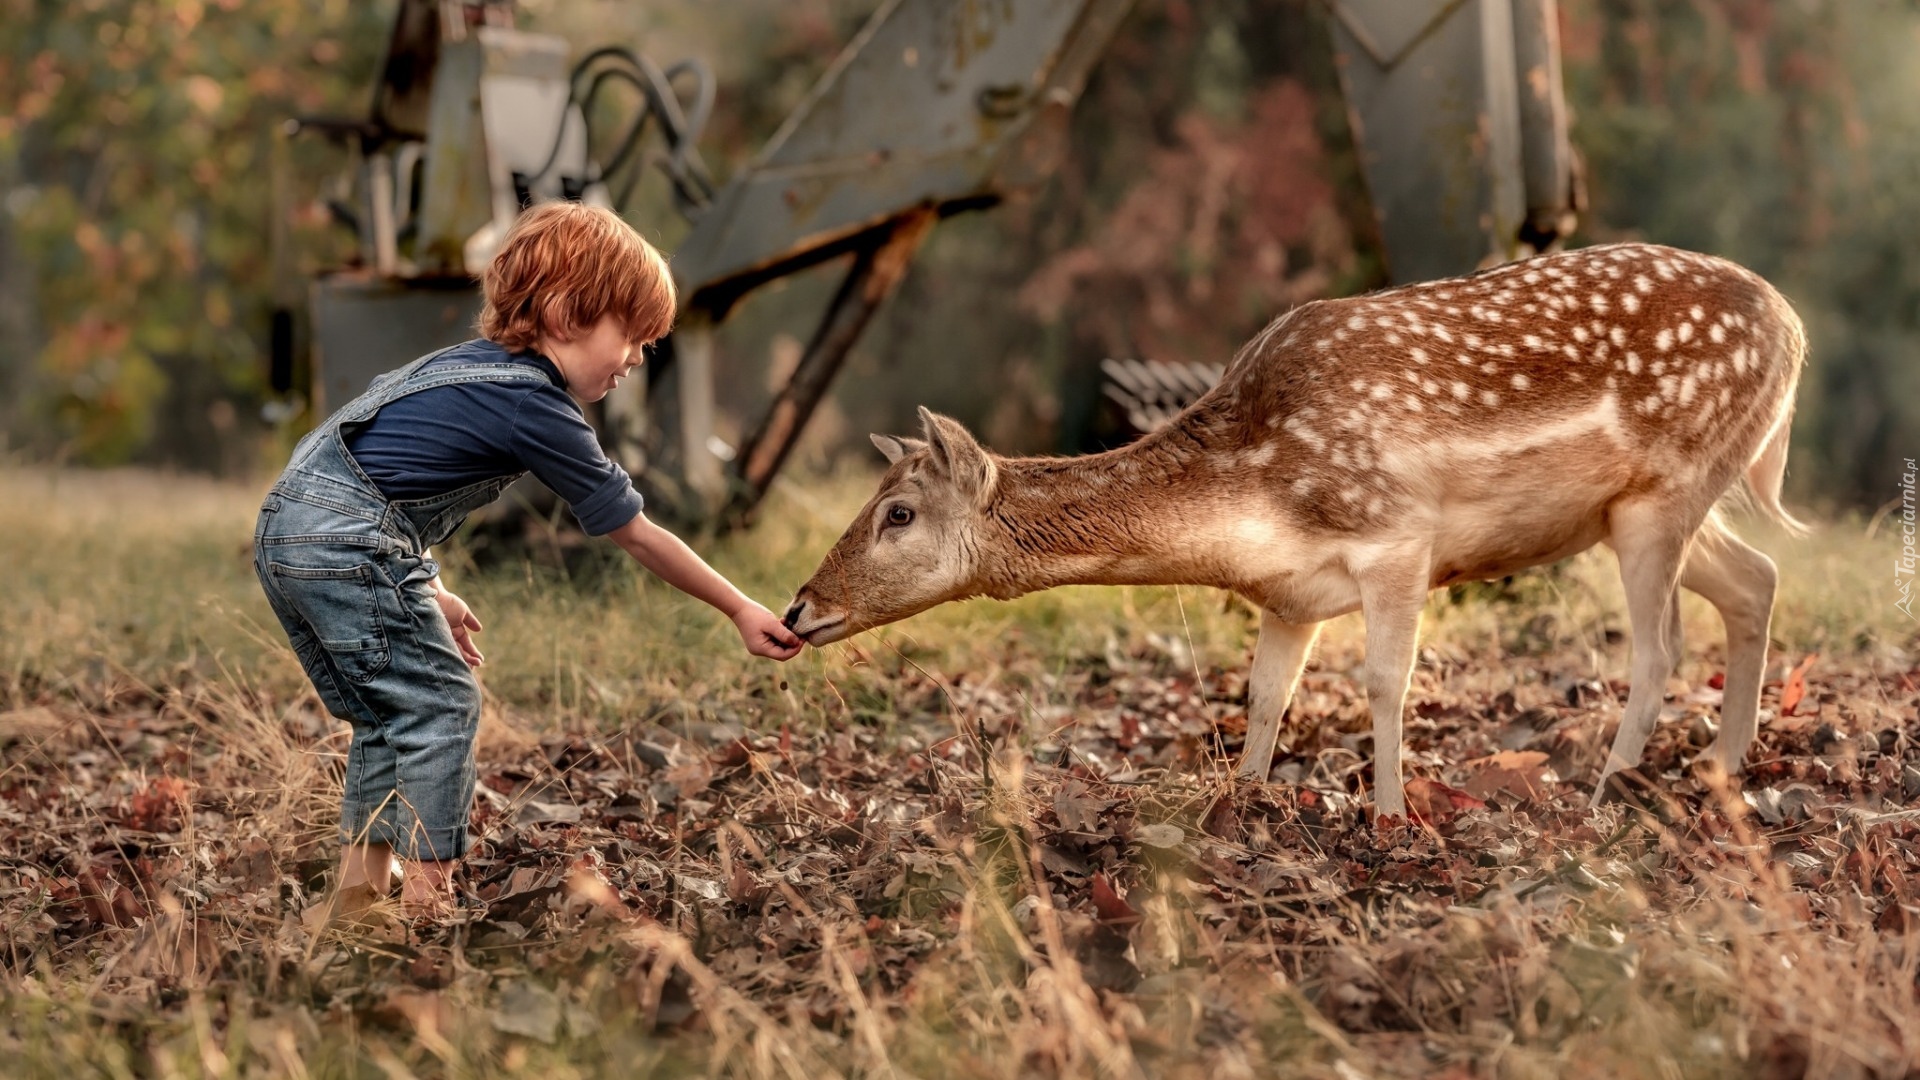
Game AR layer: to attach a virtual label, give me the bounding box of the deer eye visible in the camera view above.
[885,505,915,528]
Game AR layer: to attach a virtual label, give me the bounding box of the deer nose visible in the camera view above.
[782,600,807,631]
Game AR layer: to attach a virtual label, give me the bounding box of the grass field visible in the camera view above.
[1,464,1916,1078]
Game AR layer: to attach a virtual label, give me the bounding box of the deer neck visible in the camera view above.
[982,417,1245,596]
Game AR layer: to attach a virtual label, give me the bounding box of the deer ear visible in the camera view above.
[917,406,997,505]
[870,433,926,464]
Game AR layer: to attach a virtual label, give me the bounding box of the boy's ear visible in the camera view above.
[870,433,927,464]
[916,406,997,507]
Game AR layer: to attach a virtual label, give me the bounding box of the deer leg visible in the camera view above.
[1236,613,1320,782]
[1356,555,1431,820]
[1679,518,1778,775]
[1666,590,1685,668]
[1592,502,1691,805]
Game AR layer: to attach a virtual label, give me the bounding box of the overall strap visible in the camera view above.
[332,355,557,428]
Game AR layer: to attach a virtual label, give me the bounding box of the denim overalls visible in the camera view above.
[254,349,552,860]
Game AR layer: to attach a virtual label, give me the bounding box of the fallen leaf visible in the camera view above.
[1779,653,1819,716]
[1134,823,1185,849]
[513,799,583,826]
[1459,750,1556,803]
[1404,777,1487,825]
[1090,872,1141,925]
[124,775,193,832]
[1053,780,1109,833]
[492,980,561,1043]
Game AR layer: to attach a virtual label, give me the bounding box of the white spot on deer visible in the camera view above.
[1386,332,1403,346]
[1709,323,1726,344]
[1562,343,1578,359]
[1480,390,1500,407]
[1523,271,1542,284]
[1523,334,1545,350]
[1656,260,1678,281]
[1655,328,1673,352]
[1719,386,1732,408]
[1347,315,1366,331]
[1292,478,1314,496]
[1659,374,1679,401]
[1609,326,1627,347]
[1626,350,1642,375]
[1572,325,1590,344]
[1591,293,1611,314]
[1282,417,1324,451]
[1678,374,1698,406]
[1451,380,1473,400]
[1432,326,1455,344]
[1315,338,1332,351]
[1455,354,1475,367]
[1410,346,1431,365]
[1350,378,1367,393]
[1404,395,1424,413]
[1677,321,1695,344]
[1465,333,1484,349]
[1633,274,1653,295]
[1482,361,1500,374]
[1369,383,1394,401]
[1639,394,1662,415]
[1330,446,1349,468]
[1621,292,1642,315]
[1689,304,1706,322]
[1510,373,1531,390]
[1652,360,1667,376]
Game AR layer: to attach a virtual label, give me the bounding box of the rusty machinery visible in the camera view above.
[272,0,1578,531]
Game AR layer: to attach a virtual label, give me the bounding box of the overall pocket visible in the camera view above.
[266,561,392,683]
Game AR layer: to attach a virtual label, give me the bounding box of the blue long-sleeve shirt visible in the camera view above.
[344,339,643,536]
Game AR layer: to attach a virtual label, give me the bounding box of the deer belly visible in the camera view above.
[1425,449,1629,585]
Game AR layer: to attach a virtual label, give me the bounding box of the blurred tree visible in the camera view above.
[3,0,1915,511]
[1561,0,1920,509]
[0,0,390,466]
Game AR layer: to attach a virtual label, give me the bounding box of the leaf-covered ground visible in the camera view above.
[4,631,1917,1078]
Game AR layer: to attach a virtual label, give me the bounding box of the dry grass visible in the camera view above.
[1,464,1917,1079]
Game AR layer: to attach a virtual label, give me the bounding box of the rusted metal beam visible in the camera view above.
[725,207,936,525]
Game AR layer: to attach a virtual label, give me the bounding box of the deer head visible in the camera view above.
[784,406,1004,645]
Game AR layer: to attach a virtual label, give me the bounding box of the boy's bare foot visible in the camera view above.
[399,857,459,921]
[304,882,403,939]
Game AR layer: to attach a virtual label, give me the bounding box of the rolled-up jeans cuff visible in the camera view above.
[339,813,470,861]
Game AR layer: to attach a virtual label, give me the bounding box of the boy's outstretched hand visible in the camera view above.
[733,603,803,661]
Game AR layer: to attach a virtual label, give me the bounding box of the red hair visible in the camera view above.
[477,202,676,352]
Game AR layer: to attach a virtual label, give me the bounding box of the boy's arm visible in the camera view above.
[606,513,803,660]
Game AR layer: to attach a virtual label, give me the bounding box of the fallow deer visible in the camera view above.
[784,243,1805,817]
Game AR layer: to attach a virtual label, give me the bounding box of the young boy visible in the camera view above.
[254,202,801,918]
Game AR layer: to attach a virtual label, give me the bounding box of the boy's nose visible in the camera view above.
[782,600,806,631]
